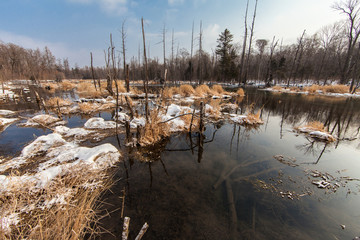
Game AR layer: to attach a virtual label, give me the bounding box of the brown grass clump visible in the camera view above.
[60,80,76,91]
[130,87,143,95]
[112,80,126,93]
[162,87,174,99]
[43,82,59,93]
[322,84,349,93]
[0,167,112,240]
[211,84,225,94]
[304,85,322,93]
[46,97,72,107]
[77,81,104,98]
[78,102,99,114]
[207,99,222,119]
[300,121,325,132]
[179,85,195,97]
[290,86,300,92]
[245,110,262,124]
[236,88,245,96]
[195,85,213,97]
[139,109,170,146]
[271,85,283,91]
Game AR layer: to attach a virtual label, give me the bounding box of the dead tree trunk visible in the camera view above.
[141,17,149,121]
[90,52,97,91]
[239,0,249,85]
[287,30,306,87]
[244,0,258,84]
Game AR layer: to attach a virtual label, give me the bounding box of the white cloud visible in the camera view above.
[67,0,128,15]
[203,23,220,51]
[0,30,99,67]
[168,0,184,6]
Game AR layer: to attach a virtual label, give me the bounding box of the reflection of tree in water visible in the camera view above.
[244,89,360,143]
[296,138,329,164]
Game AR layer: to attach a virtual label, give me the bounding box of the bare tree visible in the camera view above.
[256,39,269,80]
[244,0,258,84]
[239,0,249,85]
[333,0,360,86]
[121,19,130,92]
[141,17,149,121]
[287,30,306,87]
[199,21,203,84]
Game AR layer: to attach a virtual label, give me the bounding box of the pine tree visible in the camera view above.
[216,29,237,81]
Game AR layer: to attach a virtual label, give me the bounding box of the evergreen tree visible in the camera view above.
[216,29,237,81]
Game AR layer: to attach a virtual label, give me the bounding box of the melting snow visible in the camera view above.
[84,117,116,129]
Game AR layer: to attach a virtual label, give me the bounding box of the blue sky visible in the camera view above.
[0,0,344,67]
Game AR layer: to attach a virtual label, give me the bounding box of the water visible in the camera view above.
[97,90,360,240]
[1,88,360,239]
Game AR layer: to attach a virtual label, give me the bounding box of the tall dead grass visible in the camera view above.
[112,80,126,93]
[236,88,245,96]
[179,85,195,97]
[46,97,72,107]
[60,80,76,91]
[139,109,170,146]
[77,81,104,98]
[0,168,112,240]
[195,85,213,97]
[78,102,99,114]
[298,121,325,132]
[304,84,350,94]
[211,84,225,95]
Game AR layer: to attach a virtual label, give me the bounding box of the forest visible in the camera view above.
[1,0,360,94]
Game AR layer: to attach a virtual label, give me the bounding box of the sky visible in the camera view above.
[0,0,345,67]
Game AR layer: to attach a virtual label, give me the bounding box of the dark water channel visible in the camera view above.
[99,90,360,240]
[1,86,360,239]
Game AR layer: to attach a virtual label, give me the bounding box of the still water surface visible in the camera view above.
[1,88,360,239]
[99,89,360,240]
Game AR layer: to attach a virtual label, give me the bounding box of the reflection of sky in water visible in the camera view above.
[1,89,360,239]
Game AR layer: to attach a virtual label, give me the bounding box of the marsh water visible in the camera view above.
[1,86,360,239]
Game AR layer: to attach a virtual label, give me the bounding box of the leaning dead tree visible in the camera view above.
[287,29,306,87]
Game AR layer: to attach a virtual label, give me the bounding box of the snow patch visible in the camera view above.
[84,117,116,129]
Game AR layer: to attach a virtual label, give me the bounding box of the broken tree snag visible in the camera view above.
[56,99,62,119]
[122,217,130,240]
[126,64,130,92]
[189,108,196,133]
[125,96,134,119]
[90,52,97,91]
[135,222,149,240]
[199,101,204,133]
[125,120,131,143]
[226,179,238,240]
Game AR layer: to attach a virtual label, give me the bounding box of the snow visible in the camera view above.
[0,213,20,234]
[297,127,336,142]
[84,117,116,129]
[130,117,146,129]
[22,114,63,127]
[54,126,94,140]
[0,118,19,129]
[167,104,182,117]
[0,110,16,116]
[113,112,130,122]
[0,133,121,192]
[161,115,186,132]
[229,114,247,123]
[21,133,67,158]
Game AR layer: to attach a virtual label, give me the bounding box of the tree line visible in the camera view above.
[1,0,359,93]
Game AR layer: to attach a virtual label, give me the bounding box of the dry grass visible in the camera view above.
[60,80,76,91]
[304,85,322,93]
[0,167,112,240]
[322,84,349,93]
[139,109,170,146]
[162,87,174,99]
[112,80,126,93]
[42,82,59,93]
[46,97,72,108]
[180,112,199,132]
[271,86,283,91]
[179,85,195,97]
[236,88,245,96]
[211,84,225,95]
[77,81,104,98]
[78,102,99,114]
[290,86,300,92]
[207,99,222,119]
[299,121,325,132]
[195,85,214,97]
[245,110,262,124]
[130,87,143,95]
